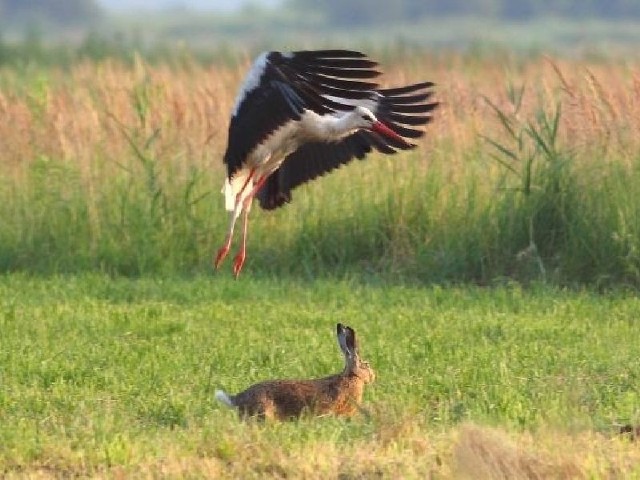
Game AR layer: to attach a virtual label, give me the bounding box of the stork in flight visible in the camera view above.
[214,49,438,277]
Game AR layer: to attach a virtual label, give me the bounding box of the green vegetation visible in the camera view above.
[1,275,639,477]
[1,53,639,285]
[1,37,640,477]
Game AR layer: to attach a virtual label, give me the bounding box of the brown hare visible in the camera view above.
[215,323,375,420]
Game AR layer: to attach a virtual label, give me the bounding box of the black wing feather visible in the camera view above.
[378,81,435,95]
[385,123,427,139]
[388,103,437,114]
[291,49,369,59]
[379,91,433,105]
[300,82,375,100]
[386,111,432,126]
[305,73,379,91]
[313,58,379,69]
[308,65,381,79]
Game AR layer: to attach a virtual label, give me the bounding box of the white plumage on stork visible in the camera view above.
[214,49,438,277]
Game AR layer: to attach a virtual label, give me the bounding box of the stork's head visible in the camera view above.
[351,106,408,146]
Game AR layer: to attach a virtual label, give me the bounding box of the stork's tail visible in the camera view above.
[222,178,236,212]
[223,169,254,212]
[215,389,236,408]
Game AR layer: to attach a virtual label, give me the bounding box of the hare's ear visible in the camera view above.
[336,323,357,357]
[337,323,350,356]
[345,326,358,354]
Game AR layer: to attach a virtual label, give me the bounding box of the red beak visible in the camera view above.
[370,121,411,147]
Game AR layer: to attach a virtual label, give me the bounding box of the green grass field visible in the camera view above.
[2,46,640,477]
[1,274,639,477]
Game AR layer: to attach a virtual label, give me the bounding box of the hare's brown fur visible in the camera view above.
[216,323,374,420]
[231,371,370,420]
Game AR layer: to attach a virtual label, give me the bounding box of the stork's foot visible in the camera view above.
[232,250,246,278]
[214,245,230,269]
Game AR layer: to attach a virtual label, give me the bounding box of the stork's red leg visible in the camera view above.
[232,207,250,277]
[214,168,256,269]
[214,240,232,269]
[232,174,269,278]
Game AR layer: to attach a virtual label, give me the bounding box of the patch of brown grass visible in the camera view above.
[4,422,640,479]
[454,423,640,480]
[454,424,579,479]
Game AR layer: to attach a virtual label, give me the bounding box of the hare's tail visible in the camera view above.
[215,389,236,408]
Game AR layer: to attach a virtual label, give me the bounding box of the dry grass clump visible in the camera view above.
[454,423,640,479]
[454,424,580,479]
[5,422,640,479]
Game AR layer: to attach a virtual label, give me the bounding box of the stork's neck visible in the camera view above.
[305,109,360,142]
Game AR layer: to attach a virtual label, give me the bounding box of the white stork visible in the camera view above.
[215,49,438,277]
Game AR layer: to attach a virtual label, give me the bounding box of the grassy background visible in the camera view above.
[1,274,639,477]
[1,52,639,285]
[2,45,640,477]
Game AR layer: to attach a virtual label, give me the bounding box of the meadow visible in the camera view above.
[1,48,640,477]
[1,275,639,478]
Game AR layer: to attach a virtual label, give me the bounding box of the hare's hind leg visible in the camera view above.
[239,399,275,421]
